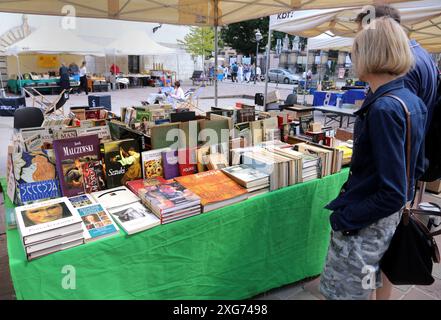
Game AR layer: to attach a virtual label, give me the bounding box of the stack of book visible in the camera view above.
[91,186,160,235]
[294,142,343,177]
[222,164,269,197]
[175,170,248,212]
[15,197,84,261]
[140,178,202,224]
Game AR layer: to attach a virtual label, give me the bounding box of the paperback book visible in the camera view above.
[109,201,160,235]
[68,194,96,208]
[77,204,119,241]
[91,186,140,210]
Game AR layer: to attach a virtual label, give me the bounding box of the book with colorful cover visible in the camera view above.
[15,197,83,245]
[126,177,167,197]
[103,139,142,188]
[222,164,269,187]
[13,150,61,205]
[53,134,100,197]
[108,202,160,235]
[178,148,197,176]
[142,180,201,215]
[141,148,167,179]
[175,170,248,212]
[77,204,119,241]
[68,194,95,209]
[162,149,179,180]
[82,160,106,193]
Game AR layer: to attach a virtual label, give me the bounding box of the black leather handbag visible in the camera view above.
[379,95,441,285]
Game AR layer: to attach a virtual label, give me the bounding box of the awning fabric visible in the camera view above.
[0,0,412,27]
[5,26,105,56]
[105,30,175,55]
[307,32,353,51]
[270,0,441,52]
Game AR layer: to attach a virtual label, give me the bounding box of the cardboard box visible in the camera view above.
[266,90,281,103]
[426,180,441,194]
[310,122,322,132]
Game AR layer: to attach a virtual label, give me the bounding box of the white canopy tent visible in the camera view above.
[269,0,441,52]
[307,32,353,51]
[5,26,104,56]
[105,30,175,56]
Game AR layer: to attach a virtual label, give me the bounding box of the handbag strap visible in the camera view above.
[384,94,412,223]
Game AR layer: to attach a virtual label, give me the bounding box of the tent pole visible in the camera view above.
[214,0,219,108]
[16,55,23,95]
[303,47,309,106]
[263,29,272,111]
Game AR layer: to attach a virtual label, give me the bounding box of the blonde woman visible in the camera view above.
[319,17,427,300]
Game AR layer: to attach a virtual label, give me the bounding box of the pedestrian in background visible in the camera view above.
[79,61,88,95]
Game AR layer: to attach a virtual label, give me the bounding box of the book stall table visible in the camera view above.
[2,169,349,300]
[314,105,358,128]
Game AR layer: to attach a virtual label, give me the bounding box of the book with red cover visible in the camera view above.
[82,160,106,193]
[178,148,197,176]
[175,170,248,212]
[126,177,167,197]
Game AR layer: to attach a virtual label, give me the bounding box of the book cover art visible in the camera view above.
[126,177,167,197]
[135,108,152,122]
[68,194,95,208]
[162,149,179,180]
[109,202,160,235]
[141,149,165,179]
[178,148,197,176]
[15,197,82,239]
[12,150,60,204]
[53,134,100,197]
[142,180,200,213]
[175,170,247,207]
[222,164,269,183]
[91,186,140,210]
[82,160,106,193]
[77,204,119,240]
[103,139,142,188]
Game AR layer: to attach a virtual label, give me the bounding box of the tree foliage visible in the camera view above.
[179,26,215,60]
[220,17,306,55]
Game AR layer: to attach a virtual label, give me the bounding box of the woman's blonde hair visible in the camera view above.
[352,17,414,78]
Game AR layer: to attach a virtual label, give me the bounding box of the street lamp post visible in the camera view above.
[254,29,263,84]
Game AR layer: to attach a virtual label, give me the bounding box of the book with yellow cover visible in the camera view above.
[175,170,248,212]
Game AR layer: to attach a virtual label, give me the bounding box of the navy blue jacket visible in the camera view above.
[403,40,438,128]
[326,79,427,232]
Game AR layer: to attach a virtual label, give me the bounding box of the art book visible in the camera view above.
[178,147,197,176]
[68,194,95,209]
[53,134,100,197]
[82,160,106,193]
[91,186,140,210]
[13,150,61,205]
[142,180,201,214]
[175,170,248,212]
[103,139,142,188]
[109,202,160,235]
[15,197,83,245]
[141,148,167,179]
[222,164,269,187]
[77,204,119,241]
[162,149,179,180]
[126,177,167,197]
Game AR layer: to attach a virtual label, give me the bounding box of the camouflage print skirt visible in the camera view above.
[319,211,402,300]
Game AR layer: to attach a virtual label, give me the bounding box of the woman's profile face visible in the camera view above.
[25,204,63,225]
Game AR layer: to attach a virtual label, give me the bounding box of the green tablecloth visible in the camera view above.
[3,169,349,300]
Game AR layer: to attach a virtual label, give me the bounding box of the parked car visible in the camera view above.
[267,68,301,84]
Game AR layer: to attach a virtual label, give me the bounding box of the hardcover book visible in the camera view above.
[82,160,106,193]
[77,204,119,241]
[178,147,197,176]
[109,202,160,235]
[53,134,100,197]
[91,186,140,210]
[222,164,269,187]
[13,150,61,204]
[175,170,248,212]
[68,194,95,208]
[162,149,179,180]
[141,148,167,179]
[142,180,201,214]
[103,139,142,188]
[126,177,166,197]
[15,197,83,245]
